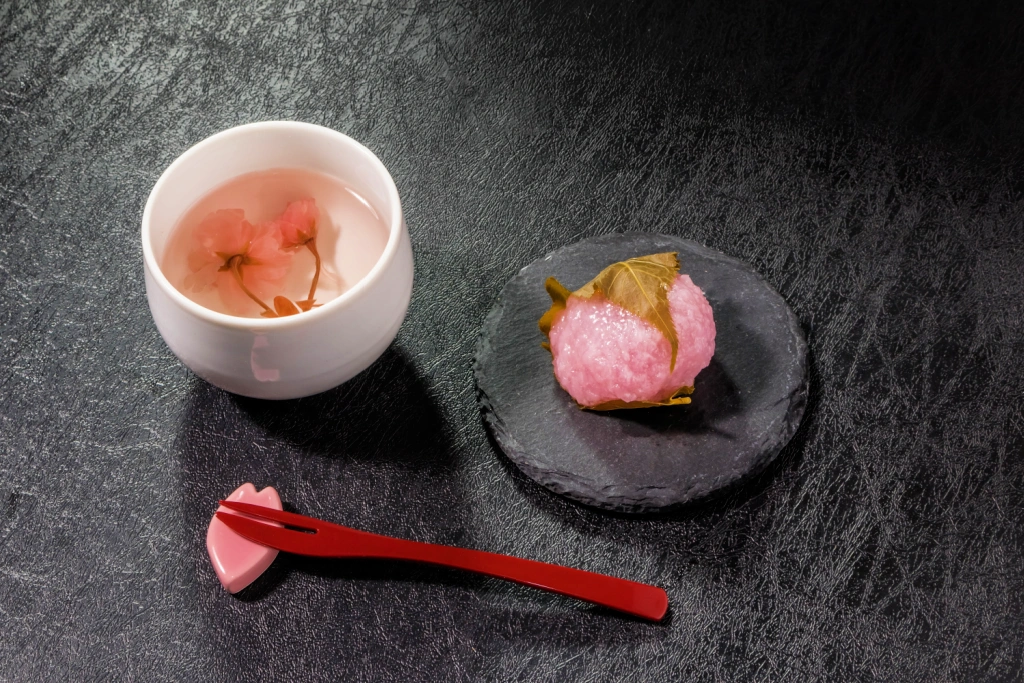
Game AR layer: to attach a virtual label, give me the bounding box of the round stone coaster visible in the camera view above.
[473,233,808,513]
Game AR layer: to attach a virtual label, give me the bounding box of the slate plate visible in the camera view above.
[473,233,808,513]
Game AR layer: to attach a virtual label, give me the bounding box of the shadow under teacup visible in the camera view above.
[141,121,414,399]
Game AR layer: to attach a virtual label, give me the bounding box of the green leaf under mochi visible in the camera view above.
[585,385,694,412]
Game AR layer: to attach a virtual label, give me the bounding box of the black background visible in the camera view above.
[1,1,1022,680]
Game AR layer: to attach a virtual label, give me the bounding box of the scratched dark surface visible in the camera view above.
[1,1,1023,681]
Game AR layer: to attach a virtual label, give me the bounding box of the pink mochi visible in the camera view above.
[548,274,716,407]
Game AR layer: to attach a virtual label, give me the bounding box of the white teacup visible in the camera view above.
[141,122,414,399]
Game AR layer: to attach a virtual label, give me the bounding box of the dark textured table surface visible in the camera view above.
[2,1,1022,681]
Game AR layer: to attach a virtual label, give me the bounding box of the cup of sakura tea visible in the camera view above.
[141,121,414,399]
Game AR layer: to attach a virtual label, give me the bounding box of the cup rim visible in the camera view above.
[141,120,404,330]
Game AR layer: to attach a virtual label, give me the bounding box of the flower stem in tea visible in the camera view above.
[297,241,322,312]
[224,254,276,317]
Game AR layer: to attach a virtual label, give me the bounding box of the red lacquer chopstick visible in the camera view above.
[216,500,668,621]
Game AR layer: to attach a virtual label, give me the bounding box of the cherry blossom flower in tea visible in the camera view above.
[272,198,319,249]
[269,198,323,311]
[184,209,292,318]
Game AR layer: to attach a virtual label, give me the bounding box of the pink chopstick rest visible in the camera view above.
[206,483,282,593]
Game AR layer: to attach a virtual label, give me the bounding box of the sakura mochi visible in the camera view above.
[539,253,716,409]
